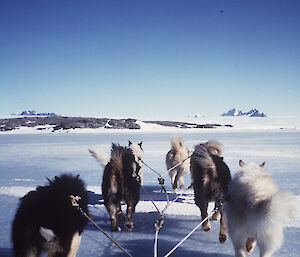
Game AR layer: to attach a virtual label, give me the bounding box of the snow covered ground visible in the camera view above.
[0,131,300,256]
[1,115,300,134]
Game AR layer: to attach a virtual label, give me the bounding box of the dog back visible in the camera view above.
[12,174,89,256]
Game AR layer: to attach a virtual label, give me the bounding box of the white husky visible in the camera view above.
[89,141,144,183]
[225,160,296,257]
[165,137,192,189]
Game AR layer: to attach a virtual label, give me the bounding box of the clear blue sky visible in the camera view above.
[1,0,299,119]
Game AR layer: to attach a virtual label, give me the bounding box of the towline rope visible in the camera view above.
[164,205,220,257]
[70,196,133,257]
[140,155,192,179]
[133,172,166,257]
[162,183,193,215]
[139,158,195,257]
[160,154,192,178]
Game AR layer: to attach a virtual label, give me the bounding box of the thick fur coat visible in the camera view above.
[12,174,89,257]
[191,140,231,243]
[166,137,192,189]
[225,161,296,257]
[89,143,141,231]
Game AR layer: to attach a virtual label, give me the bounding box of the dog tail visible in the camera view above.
[89,147,110,167]
[205,140,223,156]
[110,144,124,173]
[170,136,186,152]
[192,143,216,172]
[267,191,297,223]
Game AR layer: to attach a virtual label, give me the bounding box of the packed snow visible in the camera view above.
[0,131,300,256]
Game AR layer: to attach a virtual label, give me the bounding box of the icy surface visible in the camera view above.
[1,132,300,256]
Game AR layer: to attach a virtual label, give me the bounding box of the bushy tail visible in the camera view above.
[89,147,110,167]
[192,143,215,171]
[110,144,124,172]
[268,191,297,223]
[171,136,185,152]
[205,140,223,156]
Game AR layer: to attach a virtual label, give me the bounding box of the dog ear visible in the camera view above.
[239,160,245,167]
[260,162,266,168]
[138,141,143,150]
[46,177,53,184]
[128,140,132,146]
[76,174,80,179]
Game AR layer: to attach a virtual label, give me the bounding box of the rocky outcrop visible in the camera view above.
[0,117,232,132]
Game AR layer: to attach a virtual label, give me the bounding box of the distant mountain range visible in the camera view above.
[13,110,59,117]
[221,108,267,117]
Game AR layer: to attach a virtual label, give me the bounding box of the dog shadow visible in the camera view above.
[82,212,233,257]
[87,185,193,205]
[87,190,103,205]
[83,186,237,257]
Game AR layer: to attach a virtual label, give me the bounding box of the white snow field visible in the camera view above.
[0,130,300,257]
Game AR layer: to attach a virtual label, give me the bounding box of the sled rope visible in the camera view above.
[154,214,164,257]
[156,183,193,257]
[138,157,196,257]
[160,154,192,178]
[133,173,167,257]
[139,158,194,257]
[134,178,165,257]
[140,158,162,177]
[162,183,193,215]
[137,158,170,208]
[140,184,161,214]
[154,229,159,257]
[70,196,133,257]
[140,155,192,179]
[164,205,220,257]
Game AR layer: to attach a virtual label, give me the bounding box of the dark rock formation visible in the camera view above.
[0,117,232,132]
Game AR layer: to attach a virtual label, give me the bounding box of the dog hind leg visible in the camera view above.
[125,203,136,231]
[108,204,121,231]
[66,232,81,257]
[175,167,185,189]
[246,238,256,254]
[232,237,248,257]
[169,169,177,190]
[212,202,221,220]
[116,203,125,221]
[196,199,211,231]
[219,207,227,243]
[257,225,283,257]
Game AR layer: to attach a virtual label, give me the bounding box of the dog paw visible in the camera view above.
[111,225,121,232]
[202,221,211,232]
[246,238,256,254]
[125,223,134,231]
[219,233,227,243]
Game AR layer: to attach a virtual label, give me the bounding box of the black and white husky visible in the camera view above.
[89,141,143,231]
[165,137,192,189]
[225,160,296,257]
[12,174,89,257]
[190,140,231,243]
